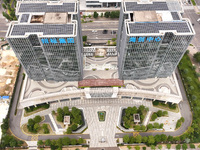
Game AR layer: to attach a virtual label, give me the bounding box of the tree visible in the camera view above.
[142,136,148,143]
[34,115,42,123]
[176,144,181,150]
[139,105,145,112]
[110,11,120,18]
[147,124,153,130]
[190,143,195,149]
[57,108,64,115]
[9,139,17,147]
[34,123,40,132]
[70,139,77,145]
[123,135,129,143]
[62,137,70,145]
[182,143,188,150]
[108,40,110,45]
[38,140,44,146]
[104,11,110,18]
[56,138,63,147]
[157,110,163,117]
[67,127,72,134]
[93,11,98,18]
[167,135,173,142]
[134,125,141,131]
[193,52,200,63]
[28,119,35,126]
[77,138,84,144]
[147,135,155,145]
[154,135,161,143]
[141,125,146,131]
[142,147,146,150]
[134,146,140,150]
[162,111,168,116]
[127,145,131,150]
[135,135,142,143]
[159,123,163,129]
[82,36,87,42]
[167,144,171,149]
[151,113,157,121]
[129,136,135,144]
[100,13,103,17]
[2,3,7,9]
[57,114,63,122]
[71,124,78,131]
[63,106,70,115]
[88,15,91,18]
[158,145,162,150]
[45,139,51,146]
[153,122,160,129]
[150,145,155,150]
[83,15,86,19]
[161,134,167,142]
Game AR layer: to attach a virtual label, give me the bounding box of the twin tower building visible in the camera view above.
[6,0,195,82]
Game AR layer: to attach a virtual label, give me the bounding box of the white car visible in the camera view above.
[197,18,200,22]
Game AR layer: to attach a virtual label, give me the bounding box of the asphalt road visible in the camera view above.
[82,30,117,40]
[183,9,200,50]
[9,68,90,141]
[81,21,118,30]
[115,68,192,138]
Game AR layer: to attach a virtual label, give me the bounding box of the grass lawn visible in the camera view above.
[98,111,106,121]
[24,107,47,117]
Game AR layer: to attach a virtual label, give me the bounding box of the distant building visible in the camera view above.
[117,0,195,80]
[6,0,83,81]
[86,0,121,7]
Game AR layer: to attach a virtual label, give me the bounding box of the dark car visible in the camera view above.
[111,31,116,34]
[102,30,108,34]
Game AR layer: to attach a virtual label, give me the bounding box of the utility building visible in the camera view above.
[117,0,195,80]
[6,0,83,81]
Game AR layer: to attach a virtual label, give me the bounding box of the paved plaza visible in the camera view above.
[19,98,182,147]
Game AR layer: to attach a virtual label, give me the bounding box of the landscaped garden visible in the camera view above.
[122,105,149,130]
[152,100,179,113]
[52,106,84,134]
[24,103,50,117]
[23,115,51,134]
[98,111,106,121]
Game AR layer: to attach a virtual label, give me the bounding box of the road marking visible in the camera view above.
[133,132,139,137]
[0,30,7,32]
[31,135,38,141]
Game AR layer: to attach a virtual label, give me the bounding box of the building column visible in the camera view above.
[165,101,167,104]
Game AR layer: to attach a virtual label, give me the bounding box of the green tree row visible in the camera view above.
[37,137,84,149]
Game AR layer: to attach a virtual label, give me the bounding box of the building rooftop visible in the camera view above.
[7,1,77,38]
[123,1,194,35]
[17,2,75,13]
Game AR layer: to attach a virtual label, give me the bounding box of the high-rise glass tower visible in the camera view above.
[6,0,83,81]
[117,0,195,80]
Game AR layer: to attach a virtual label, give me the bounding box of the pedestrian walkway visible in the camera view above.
[21,98,153,125]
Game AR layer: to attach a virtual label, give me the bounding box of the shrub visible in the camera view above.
[34,115,42,123]
[157,110,162,117]
[93,11,98,18]
[123,135,130,143]
[71,124,78,131]
[151,113,157,121]
[162,111,168,116]
[45,139,51,146]
[70,139,77,145]
[142,147,146,150]
[153,101,159,106]
[52,110,56,115]
[167,144,171,149]
[67,127,72,134]
[190,143,195,149]
[104,11,110,18]
[82,36,87,42]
